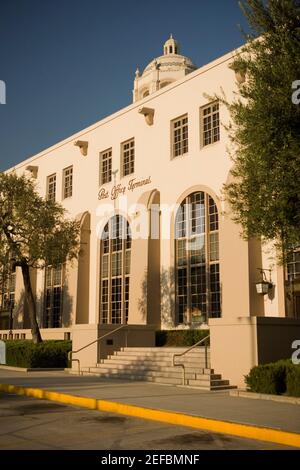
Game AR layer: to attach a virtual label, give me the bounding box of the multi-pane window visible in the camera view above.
[287,250,300,281]
[47,174,56,202]
[175,192,221,324]
[63,166,73,199]
[121,139,135,177]
[286,249,300,318]
[0,265,16,311]
[100,148,112,185]
[100,215,131,324]
[201,102,220,147]
[0,265,16,330]
[44,265,63,328]
[172,114,188,158]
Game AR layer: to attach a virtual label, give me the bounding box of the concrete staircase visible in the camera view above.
[79,347,236,391]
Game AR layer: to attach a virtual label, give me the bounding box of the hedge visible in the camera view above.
[245,360,300,397]
[4,340,72,368]
[286,364,300,397]
[155,329,209,347]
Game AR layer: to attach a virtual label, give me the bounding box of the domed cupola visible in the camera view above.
[133,35,197,102]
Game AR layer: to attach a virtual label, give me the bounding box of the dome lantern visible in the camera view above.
[163,34,180,55]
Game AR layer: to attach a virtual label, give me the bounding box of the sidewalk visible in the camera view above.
[1,369,300,447]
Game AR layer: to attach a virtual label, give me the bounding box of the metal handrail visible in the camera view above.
[68,324,128,374]
[173,334,210,386]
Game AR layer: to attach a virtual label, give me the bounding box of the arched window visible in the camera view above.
[175,192,221,324]
[142,90,149,98]
[100,215,131,324]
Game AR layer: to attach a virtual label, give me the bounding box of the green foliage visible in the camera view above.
[155,330,210,347]
[246,359,300,397]
[286,363,300,397]
[224,0,300,256]
[0,172,80,269]
[245,360,289,394]
[5,340,72,368]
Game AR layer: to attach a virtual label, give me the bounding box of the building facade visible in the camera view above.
[1,37,299,386]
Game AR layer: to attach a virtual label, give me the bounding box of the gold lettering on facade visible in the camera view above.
[98,176,152,201]
[128,176,151,191]
[98,187,109,200]
[111,184,126,200]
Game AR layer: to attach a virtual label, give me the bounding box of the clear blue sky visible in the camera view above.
[0,0,248,171]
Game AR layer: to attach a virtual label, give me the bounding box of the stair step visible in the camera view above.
[96,364,217,374]
[83,369,220,383]
[82,368,201,380]
[106,357,210,365]
[102,359,207,370]
[188,378,230,387]
[113,353,210,361]
[81,371,184,385]
[91,363,210,373]
[96,363,215,374]
[101,358,209,369]
[120,347,210,353]
[116,350,210,356]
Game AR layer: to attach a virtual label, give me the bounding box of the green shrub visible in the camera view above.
[5,340,72,368]
[245,360,290,395]
[155,330,209,347]
[286,364,300,397]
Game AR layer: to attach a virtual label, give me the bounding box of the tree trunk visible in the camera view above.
[21,262,42,344]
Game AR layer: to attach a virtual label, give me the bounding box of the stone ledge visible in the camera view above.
[230,389,300,405]
[0,365,65,372]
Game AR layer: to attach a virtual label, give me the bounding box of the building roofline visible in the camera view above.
[6,44,243,173]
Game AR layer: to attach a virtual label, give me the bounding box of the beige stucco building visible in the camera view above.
[1,36,299,387]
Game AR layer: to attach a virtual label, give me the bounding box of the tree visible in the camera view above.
[224,0,300,259]
[0,172,80,343]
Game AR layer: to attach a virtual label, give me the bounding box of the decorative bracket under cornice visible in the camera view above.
[25,165,39,178]
[138,107,155,126]
[74,140,89,156]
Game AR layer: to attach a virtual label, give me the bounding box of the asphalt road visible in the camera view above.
[0,392,293,450]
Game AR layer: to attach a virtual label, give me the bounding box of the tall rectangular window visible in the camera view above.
[0,265,16,330]
[100,148,112,185]
[201,102,220,147]
[287,250,300,281]
[0,265,16,311]
[172,114,188,158]
[47,174,56,202]
[44,265,63,328]
[63,166,73,199]
[121,138,135,177]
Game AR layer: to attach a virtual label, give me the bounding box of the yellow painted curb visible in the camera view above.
[1,383,300,448]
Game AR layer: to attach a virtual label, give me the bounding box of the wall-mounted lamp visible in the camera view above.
[138,107,155,126]
[74,140,89,156]
[255,268,273,295]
